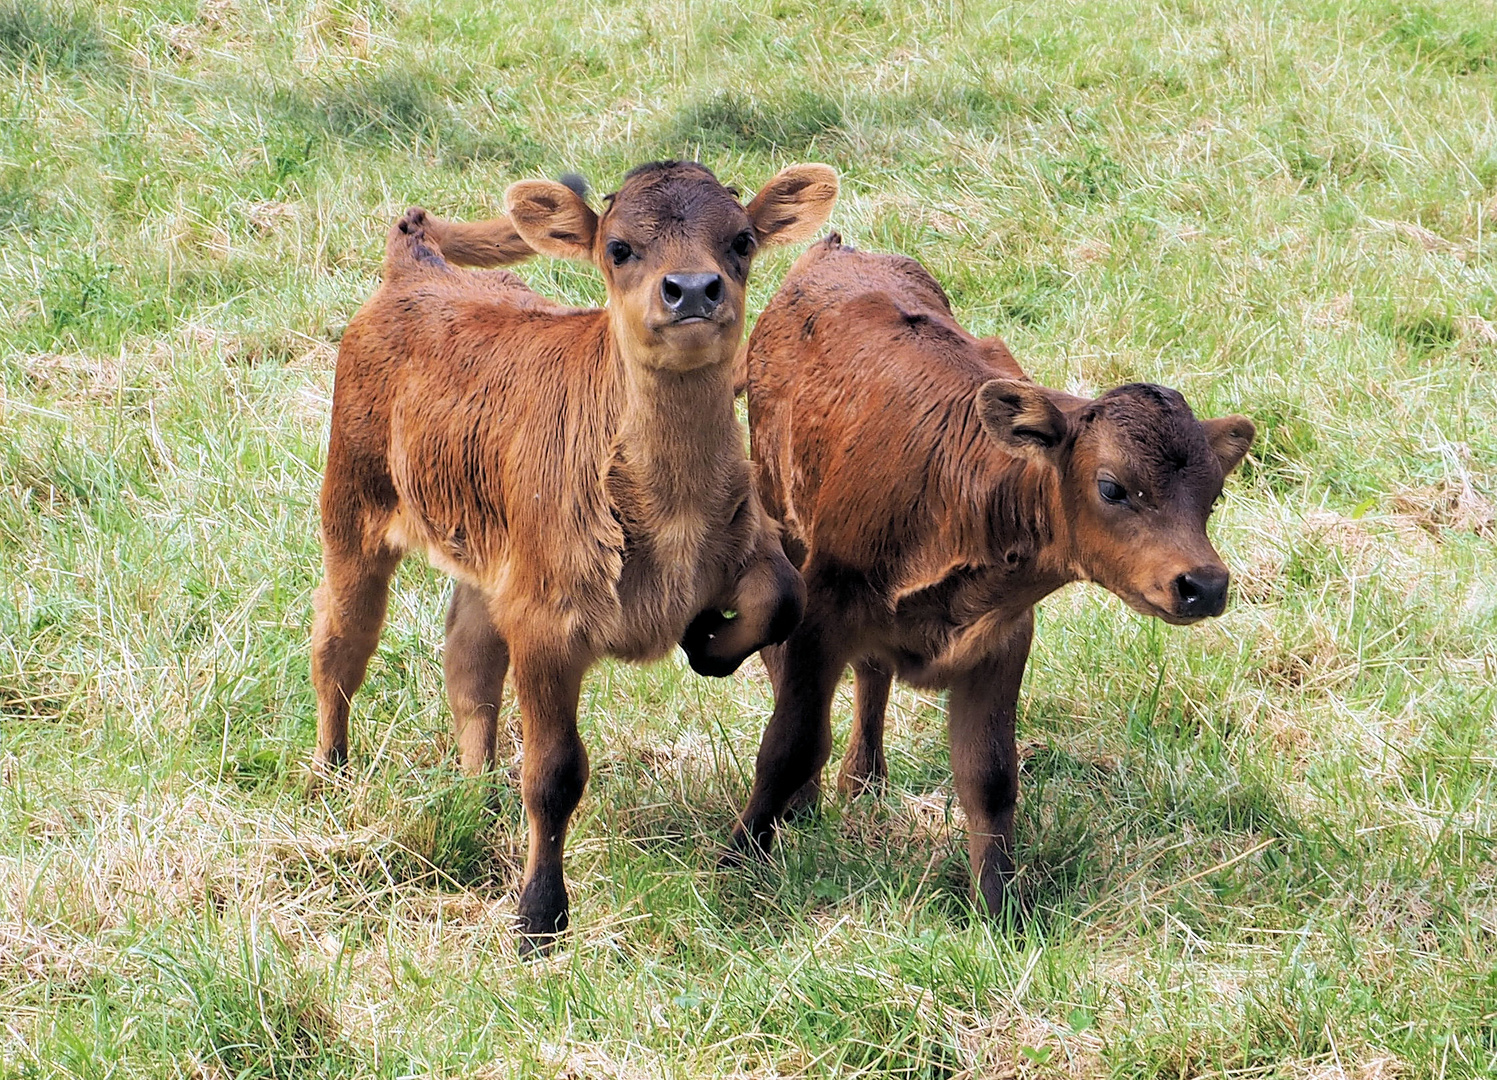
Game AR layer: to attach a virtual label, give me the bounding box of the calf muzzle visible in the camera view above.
[661,272,725,321]
[1174,566,1229,619]
[680,556,805,677]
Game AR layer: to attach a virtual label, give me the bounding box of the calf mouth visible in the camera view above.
[650,311,733,332]
[1120,591,1212,626]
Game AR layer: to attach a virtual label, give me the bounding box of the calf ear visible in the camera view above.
[1201,415,1255,476]
[977,379,1067,455]
[747,164,839,248]
[505,180,598,261]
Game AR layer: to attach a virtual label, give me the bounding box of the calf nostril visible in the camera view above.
[661,273,723,317]
[1175,569,1229,616]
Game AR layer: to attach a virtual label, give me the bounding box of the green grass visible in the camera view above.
[2,0,1495,1075]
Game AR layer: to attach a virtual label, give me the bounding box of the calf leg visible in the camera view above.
[947,614,1033,920]
[786,656,892,813]
[729,620,845,854]
[511,646,590,953]
[311,541,400,770]
[444,583,510,775]
[839,658,893,797]
[681,527,804,678]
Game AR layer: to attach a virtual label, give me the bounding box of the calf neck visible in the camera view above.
[733,236,1254,917]
[312,163,837,949]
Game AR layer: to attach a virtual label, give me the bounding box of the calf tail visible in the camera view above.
[381,175,587,274]
[383,207,536,280]
[422,214,536,267]
[383,207,453,279]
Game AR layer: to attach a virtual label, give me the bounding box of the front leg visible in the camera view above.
[510,644,591,954]
[947,612,1034,921]
[681,523,804,677]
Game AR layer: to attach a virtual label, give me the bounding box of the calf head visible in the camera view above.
[978,380,1254,624]
[505,161,838,372]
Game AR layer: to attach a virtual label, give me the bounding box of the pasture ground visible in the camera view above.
[2,0,1495,1075]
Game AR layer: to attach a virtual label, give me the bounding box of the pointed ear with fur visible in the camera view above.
[505,180,598,261]
[977,379,1068,456]
[1200,415,1256,475]
[746,164,839,248]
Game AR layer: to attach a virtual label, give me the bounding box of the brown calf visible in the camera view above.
[732,236,1254,917]
[313,162,837,948]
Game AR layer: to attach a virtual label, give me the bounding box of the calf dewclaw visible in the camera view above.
[734,235,1254,920]
[311,163,837,951]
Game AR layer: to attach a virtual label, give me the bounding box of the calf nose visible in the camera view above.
[661,273,724,320]
[1174,567,1229,618]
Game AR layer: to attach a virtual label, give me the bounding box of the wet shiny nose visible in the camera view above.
[1175,567,1229,618]
[661,273,724,320]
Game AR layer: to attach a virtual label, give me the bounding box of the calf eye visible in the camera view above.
[606,240,633,266]
[731,231,755,257]
[1098,479,1128,505]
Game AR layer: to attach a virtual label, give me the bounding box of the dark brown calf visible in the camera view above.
[732,236,1254,917]
[313,162,837,948]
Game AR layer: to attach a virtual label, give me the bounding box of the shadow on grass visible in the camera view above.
[0,1,112,72]
[263,68,551,173]
[586,746,1106,937]
[656,88,844,157]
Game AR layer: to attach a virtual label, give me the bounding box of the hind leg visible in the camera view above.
[444,582,510,775]
[838,658,892,797]
[311,540,400,770]
[511,645,590,953]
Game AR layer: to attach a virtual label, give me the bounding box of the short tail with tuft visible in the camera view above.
[421,214,536,268]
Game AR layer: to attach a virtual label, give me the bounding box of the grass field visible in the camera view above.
[2,0,1496,1075]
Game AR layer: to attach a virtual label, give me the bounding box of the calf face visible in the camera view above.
[978,380,1255,623]
[506,161,838,373]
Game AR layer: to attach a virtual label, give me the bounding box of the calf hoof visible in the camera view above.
[305,746,348,796]
[978,886,1026,934]
[974,853,1025,931]
[515,875,569,957]
[679,609,750,678]
[517,924,566,958]
[836,754,887,799]
[720,820,774,868]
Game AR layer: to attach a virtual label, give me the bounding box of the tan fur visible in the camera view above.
[312,165,837,949]
[731,236,1254,919]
